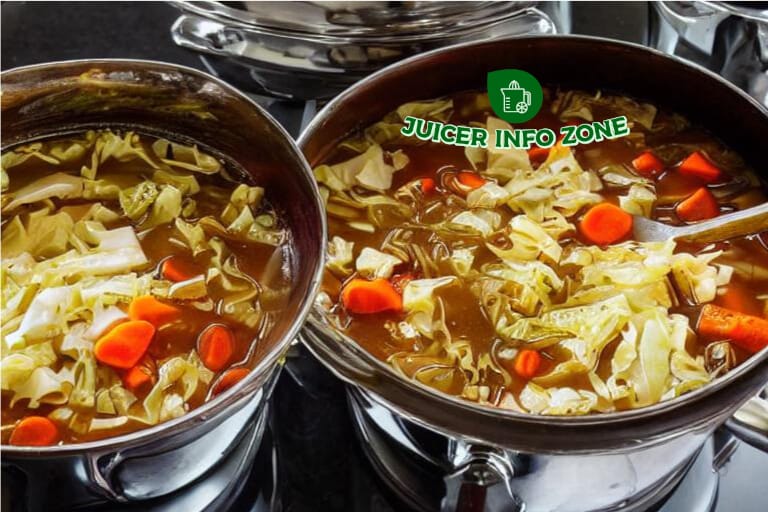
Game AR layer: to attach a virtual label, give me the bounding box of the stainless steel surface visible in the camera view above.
[632,202,768,243]
[169,1,558,99]
[651,1,768,106]
[0,59,326,509]
[349,386,716,512]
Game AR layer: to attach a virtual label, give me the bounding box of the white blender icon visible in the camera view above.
[501,80,532,114]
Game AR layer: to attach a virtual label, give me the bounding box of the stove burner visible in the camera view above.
[347,388,721,512]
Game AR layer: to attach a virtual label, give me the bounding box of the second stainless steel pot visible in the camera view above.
[298,35,768,511]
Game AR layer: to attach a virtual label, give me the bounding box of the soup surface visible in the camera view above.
[1,130,290,445]
[316,89,768,415]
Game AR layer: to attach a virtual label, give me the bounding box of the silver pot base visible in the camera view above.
[348,387,719,512]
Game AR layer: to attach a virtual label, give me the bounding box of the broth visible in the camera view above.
[1,130,290,444]
[317,89,768,415]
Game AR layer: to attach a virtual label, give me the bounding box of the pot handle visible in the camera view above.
[442,442,525,512]
[725,392,768,453]
[170,14,242,58]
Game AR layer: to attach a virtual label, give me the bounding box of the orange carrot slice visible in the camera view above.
[456,171,486,190]
[94,320,156,369]
[528,145,551,163]
[9,416,60,446]
[160,257,199,282]
[420,178,436,195]
[212,367,250,396]
[128,296,182,327]
[198,324,235,372]
[121,356,156,393]
[632,151,665,178]
[678,151,722,183]
[579,203,633,245]
[698,304,768,353]
[676,187,719,222]
[341,278,403,314]
[514,350,541,379]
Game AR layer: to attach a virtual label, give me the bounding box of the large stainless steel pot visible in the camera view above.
[298,36,768,511]
[1,60,326,510]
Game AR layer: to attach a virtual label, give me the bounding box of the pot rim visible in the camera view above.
[298,34,768,428]
[2,58,327,456]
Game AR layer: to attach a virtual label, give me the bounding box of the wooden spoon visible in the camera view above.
[633,203,768,244]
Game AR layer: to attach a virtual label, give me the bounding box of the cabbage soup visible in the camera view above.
[1,130,290,445]
[315,90,768,415]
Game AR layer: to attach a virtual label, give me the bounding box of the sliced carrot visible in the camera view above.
[128,295,181,327]
[678,151,722,183]
[121,356,156,393]
[456,171,486,190]
[198,324,235,372]
[94,320,155,369]
[579,203,633,245]
[676,187,719,222]
[698,304,768,353]
[420,178,436,195]
[341,278,403,314]
[212,367,250,396]
[514,350,541,379]
[391,272,415,295]
[9,416,59,446]
[632,151,665,178]
[160,257,198,282]
[528,145,551,163]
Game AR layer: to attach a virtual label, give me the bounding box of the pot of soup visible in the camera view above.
[298,36,768,510]
[0,60,325,509]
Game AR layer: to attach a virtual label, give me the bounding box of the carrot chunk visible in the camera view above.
[698,304,768,354]
[341,278,403,314]
[514,350,541,379]
[94,320,155,369]
[212,367,250,396]
[420,178,436,195]
[198,324,235,372]
[676,187,719,222]
[160,257,198,282]
[678,151,722,183]
[9,416,60,446]
[632,151,665,178]
[122,357,156,393]
[456,171,486,190]
[528,145,551,163]
[129,296,181,327]
[579,203,633,245]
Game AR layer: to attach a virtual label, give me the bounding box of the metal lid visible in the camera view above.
[174,1,538,38]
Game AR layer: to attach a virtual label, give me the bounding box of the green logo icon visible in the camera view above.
[488,69,543,124]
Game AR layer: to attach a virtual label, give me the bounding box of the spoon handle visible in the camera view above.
[674,202,768,244]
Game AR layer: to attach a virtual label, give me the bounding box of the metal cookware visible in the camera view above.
[0,60,326,510]
[169,1,560,99]
[298,35,768,511]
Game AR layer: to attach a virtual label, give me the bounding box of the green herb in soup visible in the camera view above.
[1,130,289,445]
[316,90,768,415]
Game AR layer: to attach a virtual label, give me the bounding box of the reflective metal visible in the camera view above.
[169,1,557,99]
[650,1,768,107]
